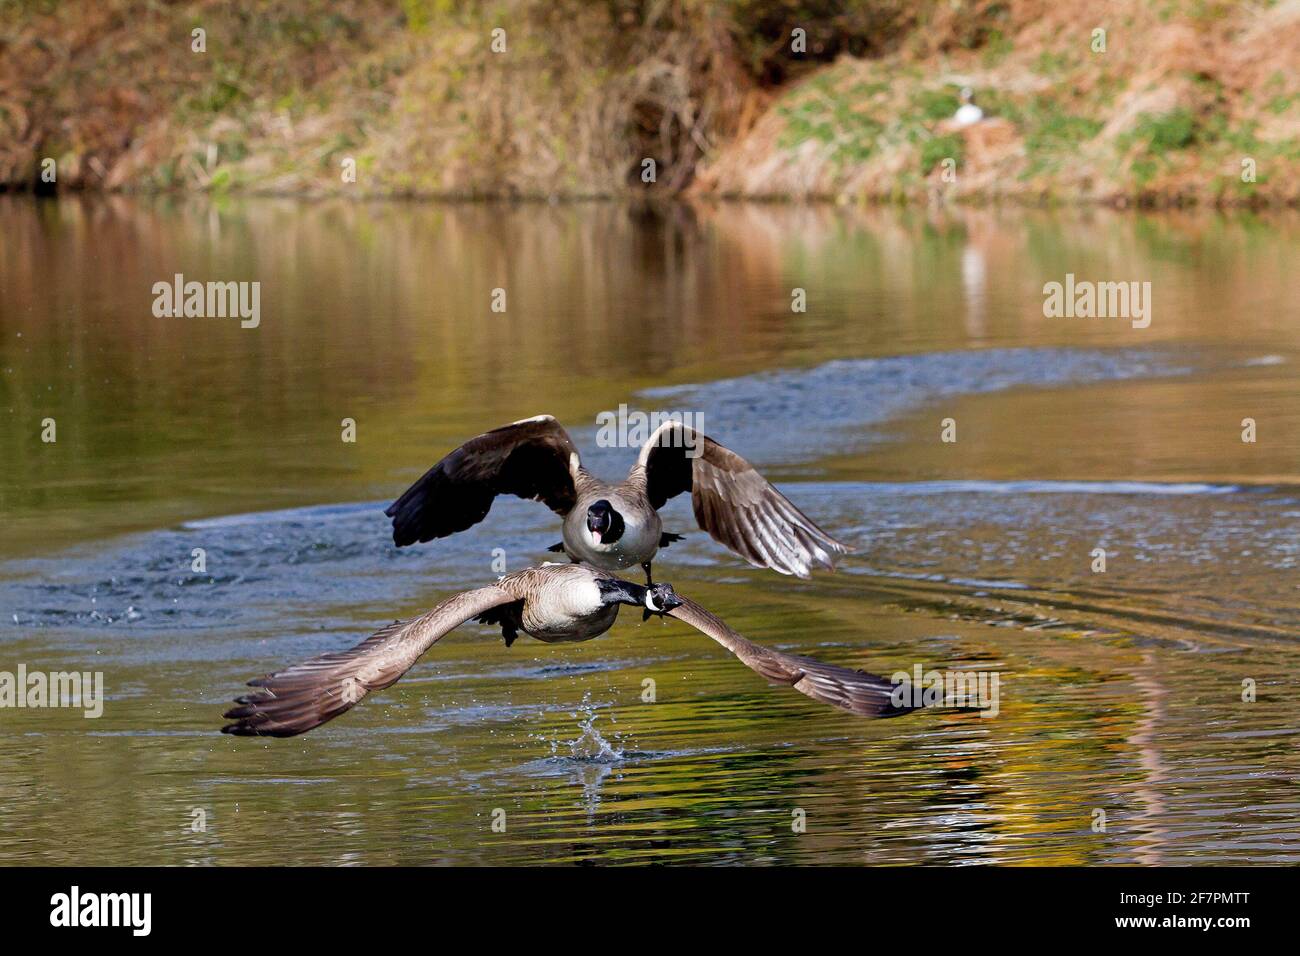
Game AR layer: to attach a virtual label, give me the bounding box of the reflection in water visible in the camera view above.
[1130,652,1167,867]
[961,243,987,339]
[1,196,1298,865]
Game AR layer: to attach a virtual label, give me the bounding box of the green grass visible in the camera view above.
[1025,112,1104,153]
[776,91,884,165]
[981,30,1014,68]
[921,133,964,174]
[1033,50,1071,75]
[1115,108,1199,189]
[911,87,961,122]
[1132,108,1198,151]
[1267,92,1298,115]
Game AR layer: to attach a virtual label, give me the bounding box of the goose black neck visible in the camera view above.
[596,578,648,608]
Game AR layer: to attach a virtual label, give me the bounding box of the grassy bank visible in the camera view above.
[699,0,1300,206]
[2,0,1298,205]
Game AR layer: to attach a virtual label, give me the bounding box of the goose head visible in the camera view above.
[585,499,625,545]
[644,582,682,615]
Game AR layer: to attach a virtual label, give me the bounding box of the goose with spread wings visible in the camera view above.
[384,415,850,584]
[221,563,907,737]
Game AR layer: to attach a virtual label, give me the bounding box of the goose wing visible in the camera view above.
[222,585,513,737]
[639,422,850,578]
[386,415,581,547]
[667,596,909,717]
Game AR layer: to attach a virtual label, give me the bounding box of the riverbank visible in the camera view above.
[2,1,1298,206]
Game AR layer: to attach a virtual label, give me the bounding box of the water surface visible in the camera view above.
[1,197,1297,865]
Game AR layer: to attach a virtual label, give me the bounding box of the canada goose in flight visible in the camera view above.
[384,415,851,584]
[221,563,906,737]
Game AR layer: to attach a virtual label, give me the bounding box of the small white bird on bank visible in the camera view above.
[953,87,983,127]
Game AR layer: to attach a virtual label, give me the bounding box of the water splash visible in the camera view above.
[520,694,631,818]
[544,693,627,764]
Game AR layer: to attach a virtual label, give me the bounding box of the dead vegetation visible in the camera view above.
[699,0,1300,206]
[1,0,1297,205]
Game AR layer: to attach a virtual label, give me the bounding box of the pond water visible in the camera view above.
[0,196,1297,864]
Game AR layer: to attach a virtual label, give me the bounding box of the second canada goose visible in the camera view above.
[221,563,907,737]
[384,415,851,584]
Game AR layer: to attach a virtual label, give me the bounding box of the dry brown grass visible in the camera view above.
[699,0,1300,206]
[0,0,399,190]
[3,0,1296,204]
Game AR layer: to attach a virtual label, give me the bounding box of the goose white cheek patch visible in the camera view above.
[645,593,661,611]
